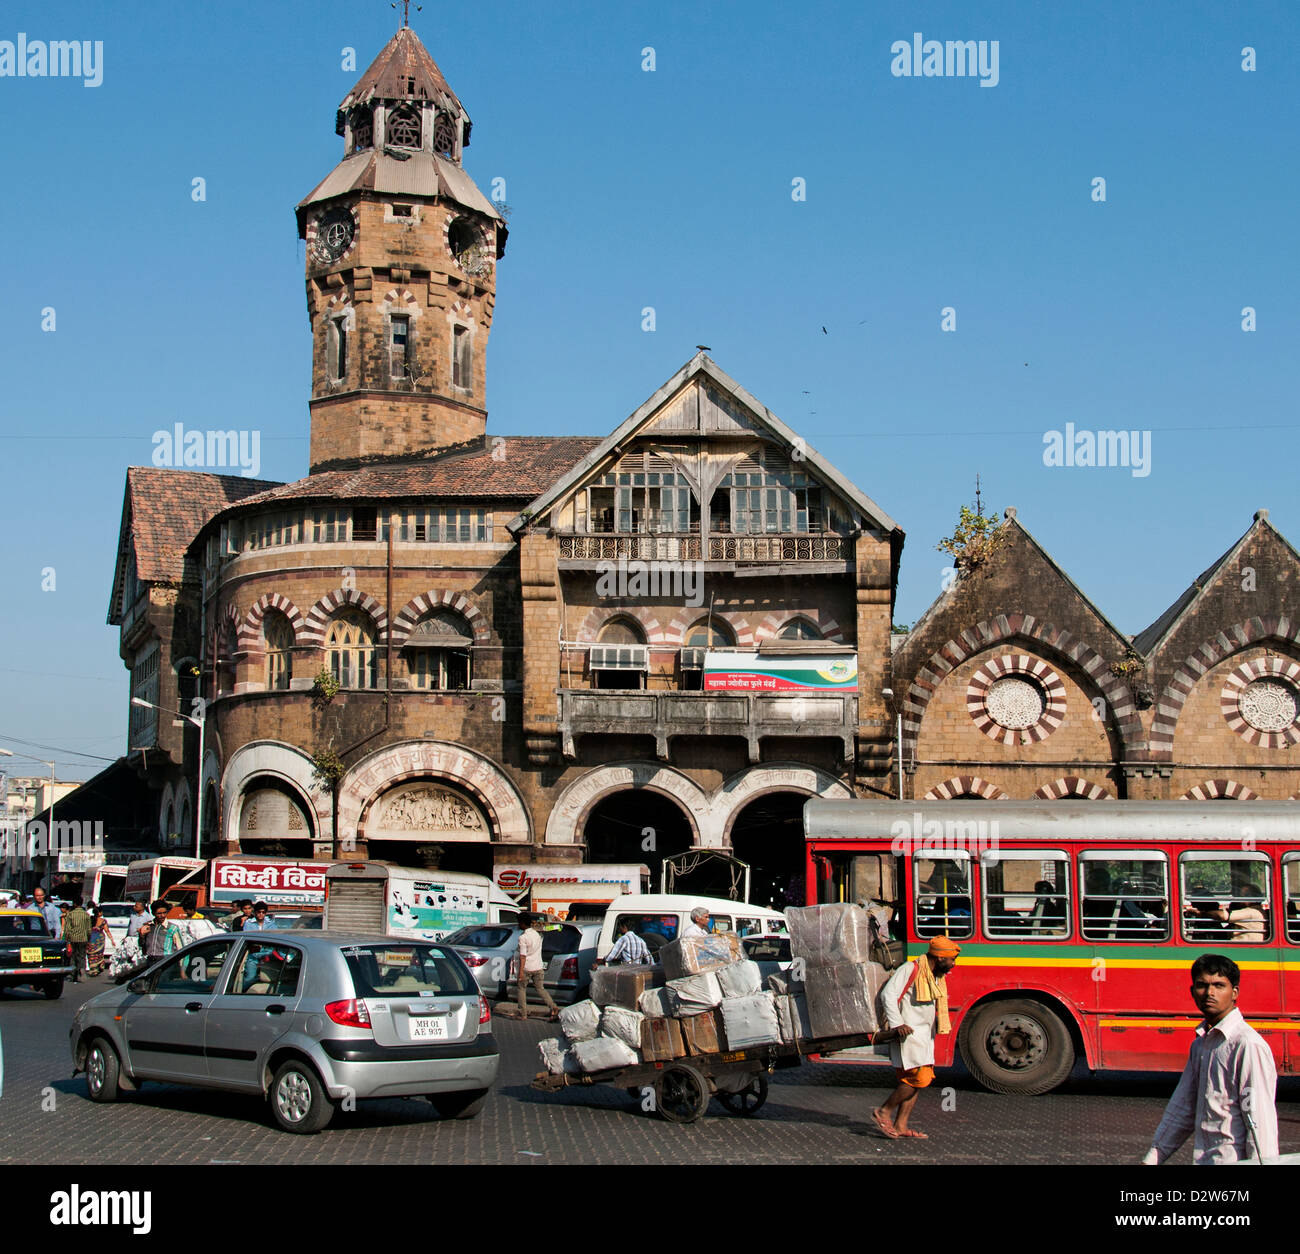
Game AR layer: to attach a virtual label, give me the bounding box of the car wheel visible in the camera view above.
[429,1088,489,1119]
[85,1036,122,1103]
[269,1059,334,1134]
[43,977,64,1000]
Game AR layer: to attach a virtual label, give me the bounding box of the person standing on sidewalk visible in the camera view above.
[1143,953,1279,1165]
[516,915,560,1021]
[63,900,93,982]
[872,936,961,1141]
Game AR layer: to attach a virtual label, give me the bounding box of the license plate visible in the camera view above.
[20,948,42,964]
[409,1016,448,1041]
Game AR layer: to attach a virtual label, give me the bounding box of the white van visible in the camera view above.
[595,893,786,960]
[324,862,521,942]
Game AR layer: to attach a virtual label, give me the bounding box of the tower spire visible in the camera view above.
[393,1,422,29]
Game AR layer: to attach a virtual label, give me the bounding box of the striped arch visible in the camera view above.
[1220,656,1300,748]
[751,611,847,643]
[1033,776,1114,800]
[301,588,388,647]
[663,611,755,647]
[217,603,241,653]
[903,614,1143,761]
[924,776,1009,801]
[1180,779,1259,801]
[577,605,664,643]
[239,593,306,651]
[1150,616,1300,755]
[390,590,490,646]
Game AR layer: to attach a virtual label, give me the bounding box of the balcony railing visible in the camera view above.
[557,687,857,763]
[557,533,845,562]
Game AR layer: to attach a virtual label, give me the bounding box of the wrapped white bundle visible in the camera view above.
[599,1005,645,1051]
[666,970,723,1016]
[776,992,814,1044]
[558,999,601,1043]
[785,903,873,967]
[108,935,144,978]
[638,986,676,1018]
[170,918,219,945]
[718,992,782,1049]
[804,962,883,1038]
[571,1035,640,1073]
[538,1037,581,1076]
[659,933,739,981]
[716,959,763,999]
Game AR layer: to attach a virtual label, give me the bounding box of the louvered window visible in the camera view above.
[589,645,648,671]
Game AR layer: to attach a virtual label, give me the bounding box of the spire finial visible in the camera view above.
[392,1,421,28]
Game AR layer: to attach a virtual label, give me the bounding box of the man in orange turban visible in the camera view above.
[871,936,961,1140]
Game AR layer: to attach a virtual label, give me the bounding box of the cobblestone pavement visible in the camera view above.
[2,975,1297,1166]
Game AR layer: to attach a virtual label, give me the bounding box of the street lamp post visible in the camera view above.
[132,697,206,859]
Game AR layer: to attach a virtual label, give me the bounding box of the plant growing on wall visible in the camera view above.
[311,667,340,710]
[936,504,1007,576]
[310,748,345,790]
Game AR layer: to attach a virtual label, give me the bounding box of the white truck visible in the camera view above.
[324,862,520,941]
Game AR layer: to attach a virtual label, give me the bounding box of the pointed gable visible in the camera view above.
[507,351,901,538]
[336,27,466,130]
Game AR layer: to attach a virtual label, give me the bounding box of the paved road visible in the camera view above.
[2,974,1297,1166]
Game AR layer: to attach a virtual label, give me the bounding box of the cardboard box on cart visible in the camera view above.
[641,1016,687,1061]
[680,1009,722,1056]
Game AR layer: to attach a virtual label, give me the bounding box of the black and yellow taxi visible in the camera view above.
[0,906,75,999]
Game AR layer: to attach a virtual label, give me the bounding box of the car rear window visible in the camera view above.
[743,936,790,961]
[541,924,583,956]
[444,925,514,948]
[0,915,51,937]
[342,944,475,998]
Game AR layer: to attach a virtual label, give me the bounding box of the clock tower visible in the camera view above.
[296,24,506,472]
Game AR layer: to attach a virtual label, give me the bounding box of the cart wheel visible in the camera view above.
[717,1073,769,1116]
[655,1064,710,1124]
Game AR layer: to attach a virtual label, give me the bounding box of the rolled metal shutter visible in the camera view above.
[325,879,385,933]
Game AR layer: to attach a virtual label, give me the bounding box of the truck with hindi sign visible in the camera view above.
[208,857,330,914]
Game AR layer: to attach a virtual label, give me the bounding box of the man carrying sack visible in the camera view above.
[872,936,961,1140]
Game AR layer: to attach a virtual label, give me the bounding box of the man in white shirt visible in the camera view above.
[516,915,560,1020]
[1143,954,1279,1165]
[680,907,710,940]
[872,936,960,1141]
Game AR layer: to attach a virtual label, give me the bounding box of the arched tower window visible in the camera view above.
[599,617,647,645]
[264,610,294,691]
[386,103,421,149]
[326,608,377,690]
[687,617,735,648]
[350,106,373,152]
[433,111,457,157]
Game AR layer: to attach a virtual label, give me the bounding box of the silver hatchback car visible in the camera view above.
[69,930,498,1133]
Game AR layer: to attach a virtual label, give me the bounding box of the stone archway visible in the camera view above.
[340,741,531,848]
[544,762,711,846]
[221,741,330,854]
[1180,779,1259,801]
[1034,776,1115,800]
[924,776,1009,800]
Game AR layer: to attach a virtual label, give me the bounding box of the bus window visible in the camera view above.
[981,851,1070,939]
[1285,855,1300,944]
[1179,853,1271,945]
[913,854,973,939]
[1080,852,1169,942]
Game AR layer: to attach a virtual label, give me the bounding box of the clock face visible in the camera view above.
[313,210,355,263]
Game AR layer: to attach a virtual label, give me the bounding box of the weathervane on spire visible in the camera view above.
[392,1,422,28]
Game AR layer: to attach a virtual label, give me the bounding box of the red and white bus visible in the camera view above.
[804,799,1300,1094]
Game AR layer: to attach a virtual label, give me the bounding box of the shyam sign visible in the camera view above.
[703,651,858,692]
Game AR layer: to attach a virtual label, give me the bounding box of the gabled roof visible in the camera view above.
[506,352,902,537]
[108,468,282,623]
[904,509,1132,652]
[336,27,466,130]
[203,437,602,529]
[1132,511,1297,655]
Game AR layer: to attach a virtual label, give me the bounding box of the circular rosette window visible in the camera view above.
[1221,658,1300,748]
[966,656,1067,745]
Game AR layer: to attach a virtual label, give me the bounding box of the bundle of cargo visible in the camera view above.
[657,932,741,981]
[780,903,889,1042]
[589,963,663,1010]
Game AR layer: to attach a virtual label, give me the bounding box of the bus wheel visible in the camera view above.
[959,998,1074,1096]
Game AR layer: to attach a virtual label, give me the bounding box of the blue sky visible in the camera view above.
[1,0,1297,781]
